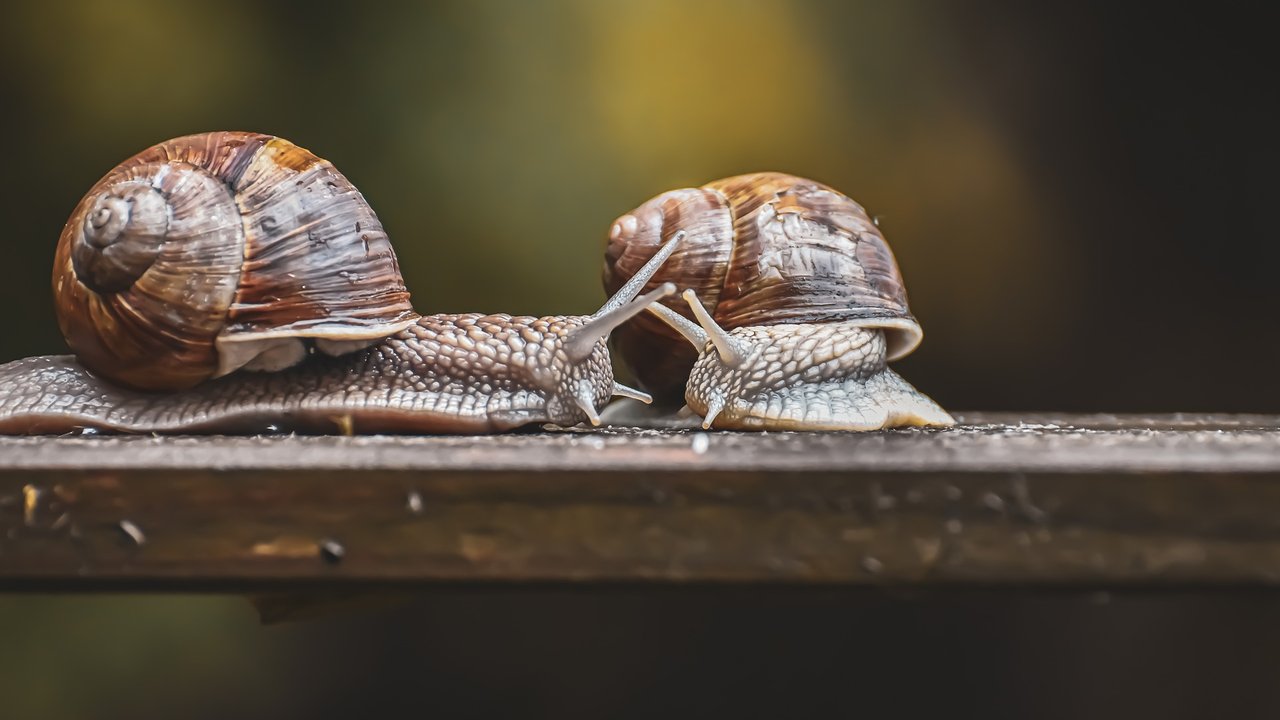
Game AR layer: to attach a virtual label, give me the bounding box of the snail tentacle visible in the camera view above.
[564,283,675,363]
[572,380,604,427]
[700,394,726,430]
[679,289,747,368]
[645,302,707,348]
[610,382,652,404]
[592,231,684,317]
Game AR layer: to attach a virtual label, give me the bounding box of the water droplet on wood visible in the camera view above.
[117,519,145,547]
[319,539,345,564]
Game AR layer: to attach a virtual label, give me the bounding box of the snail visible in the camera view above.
[0,131,678,434]
[602,172,954,431]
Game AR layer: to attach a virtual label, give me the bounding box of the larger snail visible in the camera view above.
[603,172,954,431]
[0,131,676,434]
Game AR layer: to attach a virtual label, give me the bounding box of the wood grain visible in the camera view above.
[2,413,1278,591]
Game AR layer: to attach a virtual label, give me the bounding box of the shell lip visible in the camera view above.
[211,313,421,378]
[850,317,922,361]
[730,312,923,362]
[216,312,421,343]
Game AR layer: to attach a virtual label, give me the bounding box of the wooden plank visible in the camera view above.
[1,413,1279,591]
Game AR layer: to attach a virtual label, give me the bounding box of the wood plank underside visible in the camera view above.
[1,413,1279,590]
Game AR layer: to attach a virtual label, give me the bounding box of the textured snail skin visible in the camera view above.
[0,314,612,435]
[682,323,953,431]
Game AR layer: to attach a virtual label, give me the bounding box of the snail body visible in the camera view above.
[0,306,663,434]
[603,172,953,431]
[0,132,677,435]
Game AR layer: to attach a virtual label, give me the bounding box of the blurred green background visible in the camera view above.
[1,1,1277,718]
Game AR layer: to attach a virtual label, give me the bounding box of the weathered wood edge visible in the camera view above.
[2,413,1279,473]
[3,414,1280,591]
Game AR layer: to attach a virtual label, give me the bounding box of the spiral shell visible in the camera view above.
[602,172,921,402]
[53,131,418,391]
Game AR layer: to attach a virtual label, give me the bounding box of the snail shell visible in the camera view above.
[603,172,922,403]
[53,131,418,391]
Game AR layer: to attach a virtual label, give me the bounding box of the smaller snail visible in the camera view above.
[603,172,954,431]
[0,132,680,435]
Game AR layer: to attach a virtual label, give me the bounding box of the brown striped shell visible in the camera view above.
[602,172,922,402]
[53,131,418,391]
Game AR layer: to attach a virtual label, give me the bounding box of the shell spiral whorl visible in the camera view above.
[71,183,170,294]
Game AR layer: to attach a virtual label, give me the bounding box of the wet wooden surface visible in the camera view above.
[1,412,1279,591]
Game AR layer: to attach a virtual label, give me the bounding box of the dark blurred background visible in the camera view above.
[0,1,1276,718]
